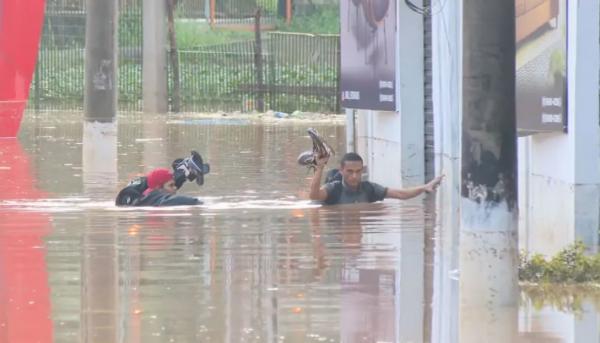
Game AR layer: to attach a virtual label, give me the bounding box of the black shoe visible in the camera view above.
[185,151,210,185]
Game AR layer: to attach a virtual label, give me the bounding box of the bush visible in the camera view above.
[519,241,600,283]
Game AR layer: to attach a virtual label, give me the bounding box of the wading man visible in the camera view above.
[309,152,443,205]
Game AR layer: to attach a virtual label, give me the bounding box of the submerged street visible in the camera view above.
[0,112,596,342]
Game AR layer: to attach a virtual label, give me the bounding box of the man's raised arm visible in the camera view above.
[309,156,330,201]
[386,175,444,200]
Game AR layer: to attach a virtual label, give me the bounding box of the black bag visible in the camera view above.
[115,176,148,206]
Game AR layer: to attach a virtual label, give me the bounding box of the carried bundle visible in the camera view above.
[297,128,335,172]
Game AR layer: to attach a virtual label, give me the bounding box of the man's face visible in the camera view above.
[340,160,363,189]
[162,180,177,194]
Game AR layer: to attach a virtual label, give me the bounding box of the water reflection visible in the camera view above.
[459,230,519,343]
[0,140,53,342]
[81,122,119,341]
[520,286,600,342]
[0,112,598,342]
[142,117,168,171]
[82,121,118,195]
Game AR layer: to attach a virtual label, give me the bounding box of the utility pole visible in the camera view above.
[460,1,518,342]
[254,8,265,112]
[166,0,181,113]
[84,0,118,122]
[143,0,168,113]
[82,3,119,337]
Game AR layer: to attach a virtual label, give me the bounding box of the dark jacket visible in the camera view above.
[135,189,202,207]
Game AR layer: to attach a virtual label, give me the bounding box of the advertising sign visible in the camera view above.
[340,0,396,111]
[516,0,567,134]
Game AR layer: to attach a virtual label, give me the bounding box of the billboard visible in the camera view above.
[340,0,396,111]
[516,0,567,134]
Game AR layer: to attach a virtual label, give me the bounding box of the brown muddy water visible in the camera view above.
[0,112,598,343]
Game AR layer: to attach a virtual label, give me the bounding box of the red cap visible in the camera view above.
[146,168,173,189]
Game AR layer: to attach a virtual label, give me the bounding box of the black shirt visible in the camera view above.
[323,180,387,205]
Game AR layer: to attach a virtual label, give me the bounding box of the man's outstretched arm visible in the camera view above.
[309,156,329,201]
[386,175,444,200]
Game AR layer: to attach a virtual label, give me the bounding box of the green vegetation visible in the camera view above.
[519,241,600,283]
[31,48,338,113]
[173,5,340,49]
[175,21,255,49]
[34,5,341,113]
[517,242,600,314]
[175,57,338,112]
[120,10,143,48]
[276,7,340,34]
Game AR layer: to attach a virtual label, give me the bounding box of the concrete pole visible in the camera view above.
[142,116,169,171]
[460,1,518,342]
[345,108,355,153]
[431,1,461,341]
[84,0,118,122]
[143,0,168,113]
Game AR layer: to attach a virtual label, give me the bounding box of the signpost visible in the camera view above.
[340,0,397,111]
[516,0,567,134]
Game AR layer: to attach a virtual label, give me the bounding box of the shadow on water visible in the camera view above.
[0,112,597,342]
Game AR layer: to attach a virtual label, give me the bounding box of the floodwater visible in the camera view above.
[0,112,599,343]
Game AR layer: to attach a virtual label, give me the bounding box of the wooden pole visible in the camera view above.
[286,0,292,25]
[210,0,216,28]
[166,0,181,112]
[254,8,265,112]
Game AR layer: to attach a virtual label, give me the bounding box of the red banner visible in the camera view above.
[0,0,46,137]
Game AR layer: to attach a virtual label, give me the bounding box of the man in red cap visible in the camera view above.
[135,167,201,206]
[115,151,210,207]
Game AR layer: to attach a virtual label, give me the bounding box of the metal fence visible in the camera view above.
[170,32,340,113]
[30,1,340,114]
[267,32,340,113]
[174,0,336,21]
[33,0,143,112]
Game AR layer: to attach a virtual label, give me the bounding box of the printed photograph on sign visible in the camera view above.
[516,0,567,134]
[340,0,396,111]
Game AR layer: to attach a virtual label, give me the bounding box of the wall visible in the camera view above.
[518,0,600,255]
[353,1,425,189]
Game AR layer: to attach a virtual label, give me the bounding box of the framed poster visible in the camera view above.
[340,0,396,111]
[516,0,567,134]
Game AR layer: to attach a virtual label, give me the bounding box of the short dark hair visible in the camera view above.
[340,152,363,167]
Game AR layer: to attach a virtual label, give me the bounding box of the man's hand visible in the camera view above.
[315,154,329,168]
[424,175,445,193]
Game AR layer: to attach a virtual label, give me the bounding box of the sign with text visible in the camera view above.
[516,0,567,134]
[340,0,396,111]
